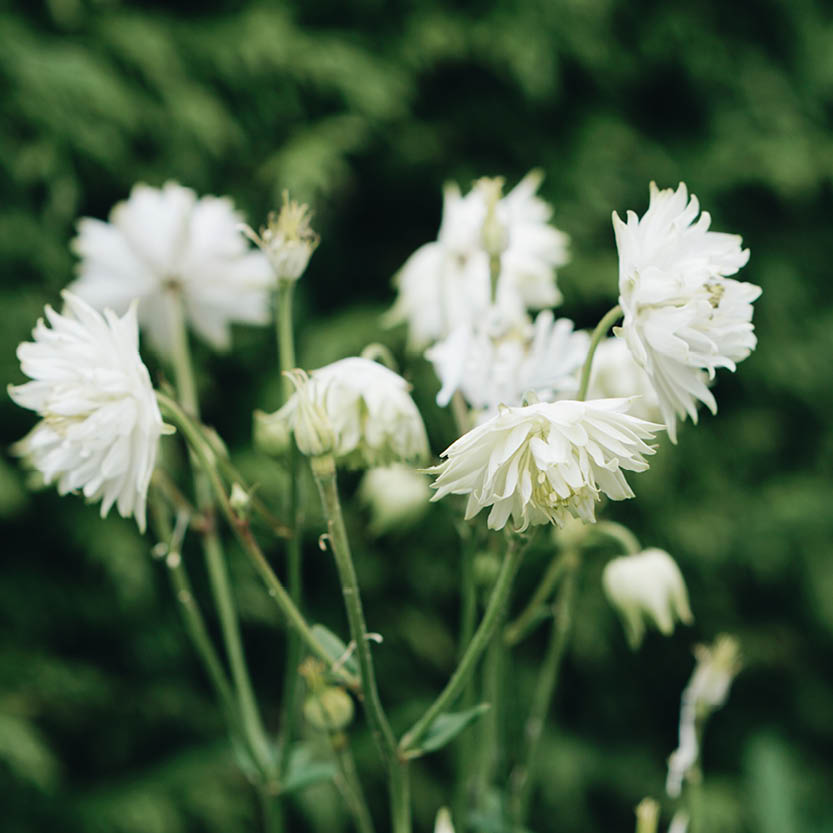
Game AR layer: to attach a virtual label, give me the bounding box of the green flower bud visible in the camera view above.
[303,686,354,732]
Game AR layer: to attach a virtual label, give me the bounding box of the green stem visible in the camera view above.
[311,457,410,833]
[453,541,478,831]
[157,394,360,691]
[399,533,530,756]
[275,280,304,785]
[476,621,506,803]
[165,291,275,782]
[576,304,623,401]
[504,551,571,647]
[509,552,579,825]
[330,733,376,833]
[593,520,641,555]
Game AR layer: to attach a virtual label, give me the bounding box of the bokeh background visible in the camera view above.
[2,1,833,831]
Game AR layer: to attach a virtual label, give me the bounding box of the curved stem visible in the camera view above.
[593,520,642,555]
[329,732,376,833]
[510,551,579,824]
[576,304,623,401]
[399,533,530,756]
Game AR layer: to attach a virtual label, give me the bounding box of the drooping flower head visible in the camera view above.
[8,293,165,531]
[269,357,429,469]
[387,171,570,350]
[69,181,274,354]
[427,399,662,531]
[358,464,432,536]
[426,310,589,419]
[614,182,761,442]
[602,548,693,648]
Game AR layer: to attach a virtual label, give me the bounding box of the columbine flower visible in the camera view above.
[387,171,569,349]
[667,635,741,797]
[69,181,274,354]
[614,182,761,442]
[587,337,662,423]
[8,293,165,531]
[268,357,429,469]
[240,190,319,283]
[426,310,589,418]
[602,548,693,648]
[428,399,662,531]
[358,464,431,535]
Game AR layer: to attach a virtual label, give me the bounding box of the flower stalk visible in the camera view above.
[576,304,623,401]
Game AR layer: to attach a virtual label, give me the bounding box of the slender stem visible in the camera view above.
[399,533,530,756]
[476,622,506,801]
[329,733,377,833]
[451,391,470,438]
[311,460,398,760]
[510,551,579,825]
[165,291,275,782]
[157,393,360,691]
[389,762,412,833]
[576,304,623,401]
[593,520,642,555]
[275,280,304,784]
[453,541,478,830]
[149,497,237,724]
[504,551,571,647]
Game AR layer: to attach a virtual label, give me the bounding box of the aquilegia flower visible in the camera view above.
[387,171,569,349]
[602,548,693,648]
[426,310,588,418]
[614,182,761,442]
[69,181,274,354]
[8,293,165,531]
[268,357,429,469]
[427,399,662,531]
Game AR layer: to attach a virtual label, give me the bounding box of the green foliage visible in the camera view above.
[2,0,832,831]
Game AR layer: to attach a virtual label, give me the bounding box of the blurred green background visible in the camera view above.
[2,0,833,831]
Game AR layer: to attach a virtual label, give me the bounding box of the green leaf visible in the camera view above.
[282,743,337,794]
[407,703,491,758]
[311,624,360,679]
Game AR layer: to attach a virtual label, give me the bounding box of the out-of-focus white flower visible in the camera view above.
[8,293,165,531]
[427,399,662,531]
[426,310,588,419]
[668,811,689,833]
[587,337,662,423]
[69,181,274,354]
[387,171,569,350]
[666,635,741,797]
[434,808,455,833]
[240,190,318,283]
[602,548,693,648]
[359,464,431,535]
[271,358,429,469]
[614,182,761,442]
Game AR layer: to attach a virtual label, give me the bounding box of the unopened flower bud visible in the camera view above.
[253,409,292,457]
[358,464,431,536]
[602,548,693,649]
[229,483,251,518]
[477,177,508,260]
[434,808,455,833]
[303,686,354,732]
[242,191,319,283]
[635,798,660,833]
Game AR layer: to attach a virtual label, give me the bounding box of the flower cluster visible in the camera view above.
[427,399,662,531]
[9,294,165,531]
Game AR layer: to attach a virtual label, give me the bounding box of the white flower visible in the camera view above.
[272,357,429,469]
[426,310,589,418]
[666,635,741,797]
[614,182,761,442]
[387,171,569,349]
[428,399,662,531]
[602,548,693,649]
[8,293,165,531]
[358,464,431,535]
[69,181,274,354]
[241,191,318,283]
[587,337,662,423]
[434,808,455,833]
